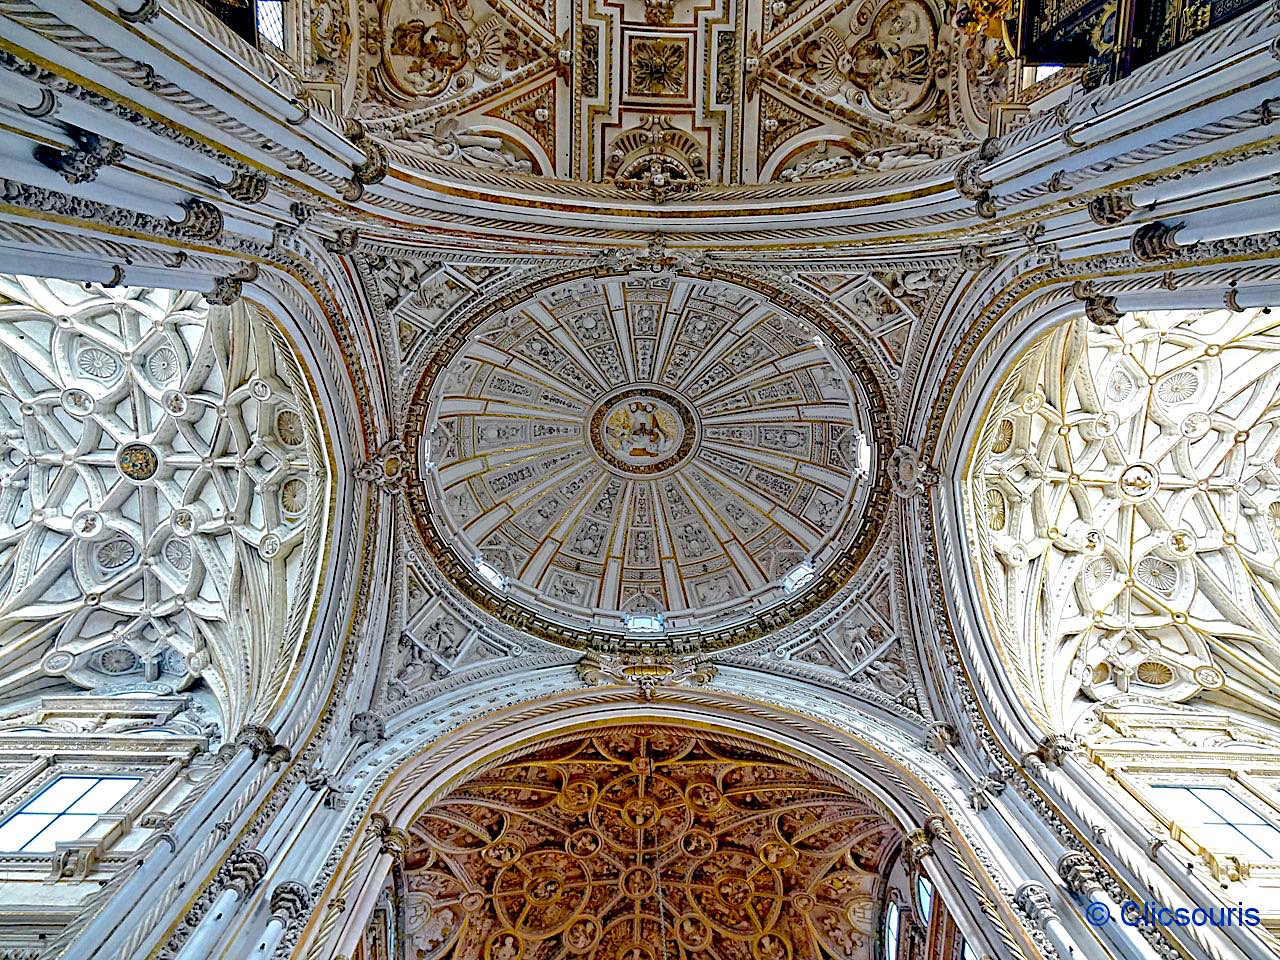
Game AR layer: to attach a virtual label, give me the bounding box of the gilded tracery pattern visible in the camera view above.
[402,727,898,960]
[967,308,1280,733]
[0,277,330,731]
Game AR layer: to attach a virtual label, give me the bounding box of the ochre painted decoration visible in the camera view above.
[342,0,1005,184]
[401,727,898,959]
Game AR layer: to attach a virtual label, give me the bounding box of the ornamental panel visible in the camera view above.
[400,726,898,960]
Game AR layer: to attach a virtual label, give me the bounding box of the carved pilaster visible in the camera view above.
[34,127,123,185]
[350,711,385,743]
[118,0,162,23]
[207,262,260,305]
[1084,296,1121,326]
[324,228,360,255]
[902,828,934,869]
[923,722,957,753]
[954,155,992,199]
[233,723,276,759]
[222,170,269,204]
[959,245,994,270]
[268,880,312,923]
[369,813,411,860]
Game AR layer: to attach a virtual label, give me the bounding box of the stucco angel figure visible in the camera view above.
[418,118,533,173]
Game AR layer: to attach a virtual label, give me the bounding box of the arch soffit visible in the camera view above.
[301,687,1041,960]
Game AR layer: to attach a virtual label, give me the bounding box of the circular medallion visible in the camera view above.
[1117,462,1159,502]
[1193,664,1224,690]
[41,650,75,675]
[589,387,697,476]
[117,442,159,482]
[620,865,656,899]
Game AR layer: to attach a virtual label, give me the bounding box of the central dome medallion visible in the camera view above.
[405,273,888,650]
[590,386,697,476]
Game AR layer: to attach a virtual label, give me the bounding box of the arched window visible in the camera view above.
[882,899,901,960]
[915,873,935,926]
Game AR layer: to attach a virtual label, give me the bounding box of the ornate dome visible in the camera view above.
[0,277,330,731]
[399,725,900,960]
[405,272,887,649]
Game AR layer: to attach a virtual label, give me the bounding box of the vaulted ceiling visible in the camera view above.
[316,0,1009,190]
[400,726,903,960]
[403,271,890,648]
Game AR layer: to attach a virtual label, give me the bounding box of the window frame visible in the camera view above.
[915,873,935,927]
[882,898,901,960]
[1148,782,1280,862]
[0,746,191,873]
[0,774,143,853]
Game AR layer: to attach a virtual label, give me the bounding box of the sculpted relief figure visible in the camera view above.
[778,141,938,182]
[414,118,533,172]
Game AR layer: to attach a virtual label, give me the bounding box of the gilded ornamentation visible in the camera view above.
[627,38,689,97]
[347,0,995,185]
[575,652,717,697]
[380,0,471,98]
[589,388,697,476]
[117,442,160,482]
[401,728,899,960]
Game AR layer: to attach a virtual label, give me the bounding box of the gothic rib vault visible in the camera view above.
[0,276,330,736]
[399,726,903,960]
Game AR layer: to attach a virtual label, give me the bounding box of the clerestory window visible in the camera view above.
[0,775,140,853]
[882,899,901,960]
[916,874,935,926]
[1152,784,1280,860]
